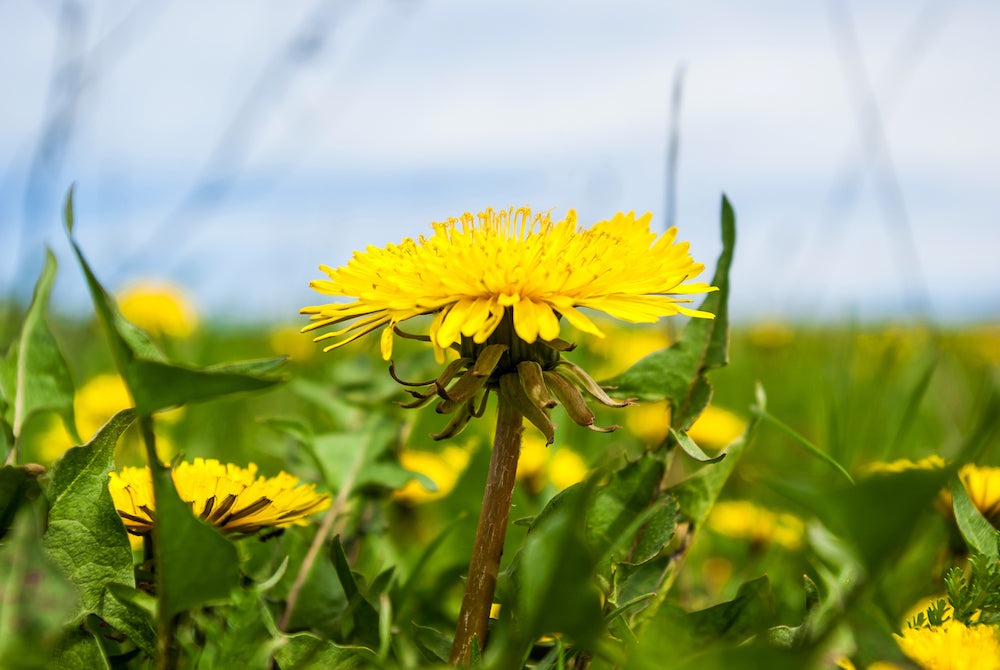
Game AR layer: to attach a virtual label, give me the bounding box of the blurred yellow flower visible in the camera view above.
[624,400,672,445]
[548,449,588,490]
[33,373,181,464]
[746,321,795,349]
[686,405,747,450]
[393,446,471,505]
[862,455,947,476]
[109,458,330,535]
[587,322,674,380]
[117,280,198,338]
[707,500,805,551]
[515,432,588,492]
[896,620,1000,670]
[268,324,319,362]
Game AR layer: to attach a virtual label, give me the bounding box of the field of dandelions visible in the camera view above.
[2,193,999,670]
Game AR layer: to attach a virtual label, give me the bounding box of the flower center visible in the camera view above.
[460,308,560,382]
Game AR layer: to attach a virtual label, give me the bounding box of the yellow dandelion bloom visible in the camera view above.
[548,449,588,491]
[896,620,1000,670]
[516,432,550,485]
[624,400,673,444]
[686,405,747,450]
[862,455,947,476]
[302,207,715,363]
[108,458,330,535]
[393,446,471,505]
[707,500,805,551]
[32,373,181,463]
[117,280,198,338]
[956,464,1000,526]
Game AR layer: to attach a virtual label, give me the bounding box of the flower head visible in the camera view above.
[117,280,198,338]
[108,458,330,535]
[896,620,1000,670]
[302,207,716,442]
[302,207,715,363]
[707,500,805,551]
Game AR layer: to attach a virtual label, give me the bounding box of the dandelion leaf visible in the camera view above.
[330,535,381,651]
[273,632,376,669]
[61,187,282,416]
[605,195,734,431]
[1,249,79,443]
[0,508,81,668]
[950,475,1000,562]
[42,408,156,656]
[0,464,39,541]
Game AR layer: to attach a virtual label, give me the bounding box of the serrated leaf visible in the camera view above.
[951,475,1000,561]
[604,195,734,432]
[61,188,282,416]
[5,249,79,443]
[273,632,377,669]
[41,408,156,656]
[330,535,381,651]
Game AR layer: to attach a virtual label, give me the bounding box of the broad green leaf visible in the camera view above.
[330,535,381,651]
[0,465,39,541]
[4,250,79,443]
[49,627,111,670]
[273,632,377,669]
[950,475,1000,561]
[0,508,81,668]
[61,188,282,416]
[587,455,666,561]
[41,408,156,656]
[516,484,604,646]
[604,195,734,424]
[410,622,452,663]
[150,451,240,617]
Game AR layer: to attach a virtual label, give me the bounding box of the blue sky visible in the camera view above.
[2,1,998,324]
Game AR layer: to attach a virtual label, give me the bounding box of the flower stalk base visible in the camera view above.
[449,392,524,665]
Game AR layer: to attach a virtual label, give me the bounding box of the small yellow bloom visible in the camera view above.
[896,620,1000,670]
[862,455,947,476]
[624,400,672,445]
[587,322,674,379]
[956,464,1000,527]
[108,458,330,535]
[746,321,795,349]
[707,500,805,551]
[393,447,471,505]
[268,324,319,362]
[33,374,181,463]
[516,433,550,485]
[548,449,588,491]
[686,405,747,450]
[117,280,198,338]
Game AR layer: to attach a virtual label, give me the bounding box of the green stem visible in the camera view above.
[138,414,178,670]
[450,392,523,665]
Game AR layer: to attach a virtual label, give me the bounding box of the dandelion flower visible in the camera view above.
[393,446,470,505]
[108,458,330,535]
[117,280,198,338]
[707,500,805,551]
[896,620,1000,670]
[956,464,1000,527]
[686,405,747,450]
[302,207,714,363]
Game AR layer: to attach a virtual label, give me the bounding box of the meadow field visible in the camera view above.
[2,199,999,670]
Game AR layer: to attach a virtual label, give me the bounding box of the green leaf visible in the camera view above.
[587,455,666,561]
[41,408,156,656]
[516,484,604,645]
[61,188,282,416]
[0,465,39,541]
[0,507,81,668]
[751,405,853,485]
[410,622,452,663]
[49,627,111,670]
[150,451,240,617]
[273,632,377,669]
[330,535,381,651]
[4,249,79,443]
[604,195,734,430]
[950,475,1000,561]
[670,427,726,464]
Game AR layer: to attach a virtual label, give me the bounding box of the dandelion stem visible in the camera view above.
[450,393,523,665]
